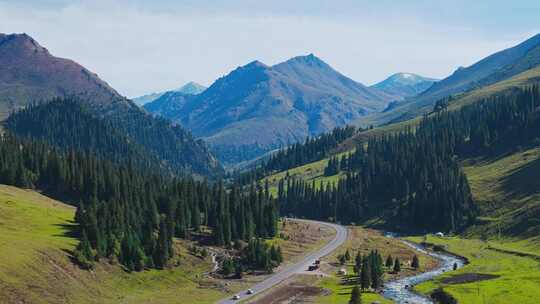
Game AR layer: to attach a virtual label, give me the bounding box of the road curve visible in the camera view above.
[217,219,347,304]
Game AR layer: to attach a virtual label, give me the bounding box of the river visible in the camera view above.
[381,235,465,304]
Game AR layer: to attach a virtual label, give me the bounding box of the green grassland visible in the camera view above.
[462,146,540,246]
[406,235,540,304]
[315,226,438,304]
[315,277,392,304]
[263,150,353,197]
[0,184,227,304]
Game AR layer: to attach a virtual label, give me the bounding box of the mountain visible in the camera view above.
[361,33,540,126]
[0,33,133,119]
[178,81,206,95]
[143,91,195,118]
[0,33,221,177]
[132,91,165,106]
[132,82,206,106]
[145,54,393,164]
[371,73,438,99]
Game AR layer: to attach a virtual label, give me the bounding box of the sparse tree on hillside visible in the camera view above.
[393,257,401,273]
[386,255,393,268]
[412,255,420,269]
[360,258,371,290]
[345,249,351,261]
[349,285,362,304]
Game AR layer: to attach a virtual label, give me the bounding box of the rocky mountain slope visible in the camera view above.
[361,33,540,126]
[0,33,221,177]
[132,81,206,106]
[146,54,393,164]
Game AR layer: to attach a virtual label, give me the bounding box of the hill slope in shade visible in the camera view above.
[0,33,221,177]
[371,72,438,100]
[146,54,393,164]
[361,32,540,126]
[132,81,206,106]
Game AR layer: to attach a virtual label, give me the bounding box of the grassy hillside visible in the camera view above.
[262,150,352,196]
[0,184,226,304]
[406,235,540,304]
[341,65,540,151]
[462,146,540,247]
[0,185,340,303]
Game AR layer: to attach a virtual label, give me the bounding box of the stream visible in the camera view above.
[381,234,466,304]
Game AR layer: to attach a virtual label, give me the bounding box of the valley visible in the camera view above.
[1,3,540,303]
[0,185,339,304]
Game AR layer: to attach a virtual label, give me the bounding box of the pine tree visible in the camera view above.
[345,249,351,261]
[349,285,362,304]
[338,254,347,265]
[74,230,94,269]
[411,255,420,269]
[360,258,371,290]
[393,257,401,273]
[354,252,362,274]
[385,255,393,268]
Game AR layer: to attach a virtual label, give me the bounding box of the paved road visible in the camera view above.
[217,219,348,304]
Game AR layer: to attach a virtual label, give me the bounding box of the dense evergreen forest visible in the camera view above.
[236,126,357,184]
[0,133,278,271]
[4,99,162,173]
[278,85,540,232]
[3,98,221,177]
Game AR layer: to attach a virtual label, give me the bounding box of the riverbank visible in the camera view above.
[314,226,439,304]
[381,239,465,304]
[406,235,540,303]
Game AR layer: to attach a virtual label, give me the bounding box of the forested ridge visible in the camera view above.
[277,85,540,232]
[4,99,162,173]
[3,98,222,177]
[236,126,357,184]
[0,133,278,271]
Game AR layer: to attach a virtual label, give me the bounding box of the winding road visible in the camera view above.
[217,219,348,304]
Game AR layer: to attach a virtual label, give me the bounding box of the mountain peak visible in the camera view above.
[372,72,438,99]
[176,82,207,95]
[244,60,268,69]
[0,32,49,55]
[386,72,437,84]
[284,53,327,67]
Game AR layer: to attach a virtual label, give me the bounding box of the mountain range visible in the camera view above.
[0,33,221,177]
[132,81,206,106]
[371,72,438,100]
[145,54,395,164]
[361,33,540,126]
[3,31,540,169]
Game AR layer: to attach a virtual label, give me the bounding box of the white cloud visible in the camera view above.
[0,1,533,97]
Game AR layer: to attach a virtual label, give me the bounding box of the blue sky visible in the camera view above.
[0,0,539,97]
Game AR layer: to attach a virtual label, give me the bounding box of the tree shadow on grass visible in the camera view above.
[500,156,540,200]
[53,221,79,239]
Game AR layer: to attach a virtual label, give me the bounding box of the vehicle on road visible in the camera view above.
[232,295,240,300]
[246,289,254,295]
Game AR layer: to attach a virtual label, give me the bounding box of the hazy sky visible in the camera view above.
[1,0,539,97]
